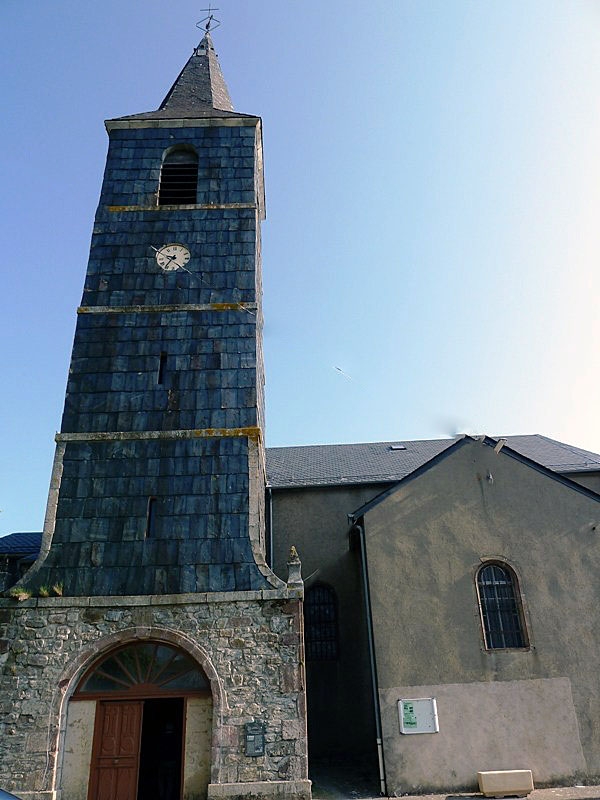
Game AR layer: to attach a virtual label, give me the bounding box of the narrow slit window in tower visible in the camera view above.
[157,352,167,384]
[146,497,158,538]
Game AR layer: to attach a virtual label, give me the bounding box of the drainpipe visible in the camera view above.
[352,521,387,797]
[266,485,273,569]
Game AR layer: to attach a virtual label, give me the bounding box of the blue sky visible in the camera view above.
[2,1,600,536]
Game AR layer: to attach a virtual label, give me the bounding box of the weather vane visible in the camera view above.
[197,5,221,32]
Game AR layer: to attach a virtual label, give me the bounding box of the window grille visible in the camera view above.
[305,584,339,660]
[158,149,198,205]
[477,562,526,649]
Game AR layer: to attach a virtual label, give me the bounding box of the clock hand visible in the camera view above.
[151,246,179,267]
[150,245,176,260]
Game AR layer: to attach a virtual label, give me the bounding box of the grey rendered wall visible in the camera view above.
[379,678,585,792]
[271,485,387,762]
[362,439,600,794]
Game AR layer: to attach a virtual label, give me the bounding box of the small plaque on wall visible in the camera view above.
[245,721,266,756]
[398,697,439,734]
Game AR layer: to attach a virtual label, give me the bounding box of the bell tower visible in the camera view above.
[28,29,273,597]
[0,24,311,800]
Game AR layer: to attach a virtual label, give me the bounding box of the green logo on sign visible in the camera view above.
[403,702,417,728]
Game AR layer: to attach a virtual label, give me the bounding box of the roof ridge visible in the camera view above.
[268,437,453,451]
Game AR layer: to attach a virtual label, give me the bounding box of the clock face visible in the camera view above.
[155,243,191,271]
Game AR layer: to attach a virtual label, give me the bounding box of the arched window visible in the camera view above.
[305,583,339,661]
[477,562,527,649]
[158,147,199,205]
[75,641,209,697]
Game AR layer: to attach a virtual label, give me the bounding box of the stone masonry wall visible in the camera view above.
[0,589,309,800]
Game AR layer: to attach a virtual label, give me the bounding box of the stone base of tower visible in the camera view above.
[208,779,312,799]
[0,590,310,800]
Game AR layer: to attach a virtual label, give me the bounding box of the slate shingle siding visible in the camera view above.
[37,120,268,596]
[44,429,266,595]
[82,127,259,309]
[47,446,245,593]
[82,210,258,308]
[62,311,258,432]
[100,125,256,208]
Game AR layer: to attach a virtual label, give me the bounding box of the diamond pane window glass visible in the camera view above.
[305,584,339,661]
[477,563,527,649]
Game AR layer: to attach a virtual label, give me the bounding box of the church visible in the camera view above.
[2,24,600,800]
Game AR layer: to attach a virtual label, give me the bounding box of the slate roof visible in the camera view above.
[159,31,233,112]
[499,435,600,474]
[111,108,257,122]
[109,32,256,124]
[0,531,42,558]
[266,434,600,489]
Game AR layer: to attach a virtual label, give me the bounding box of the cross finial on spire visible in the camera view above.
[197,5,221,33]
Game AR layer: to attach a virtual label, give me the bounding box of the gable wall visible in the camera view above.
[362,439,600,793]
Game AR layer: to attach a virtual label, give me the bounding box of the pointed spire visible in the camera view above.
[158,31,233,113]
[106,28,257,125]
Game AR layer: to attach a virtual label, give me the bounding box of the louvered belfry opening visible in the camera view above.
[158,148,199,205]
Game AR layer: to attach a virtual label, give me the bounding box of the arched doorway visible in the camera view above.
[63,641,212,800]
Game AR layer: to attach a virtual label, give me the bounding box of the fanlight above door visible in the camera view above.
[76,642,209,696]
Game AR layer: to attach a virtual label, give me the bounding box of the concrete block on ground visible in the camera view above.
[478,769,534,797]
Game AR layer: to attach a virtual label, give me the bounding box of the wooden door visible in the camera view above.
[88,701,143,800]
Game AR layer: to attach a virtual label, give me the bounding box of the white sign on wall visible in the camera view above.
[398,697,439,735]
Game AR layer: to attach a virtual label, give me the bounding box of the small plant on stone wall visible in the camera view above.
[8,586,32,601]
[38,585,50,597]
[51,582,64,597]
